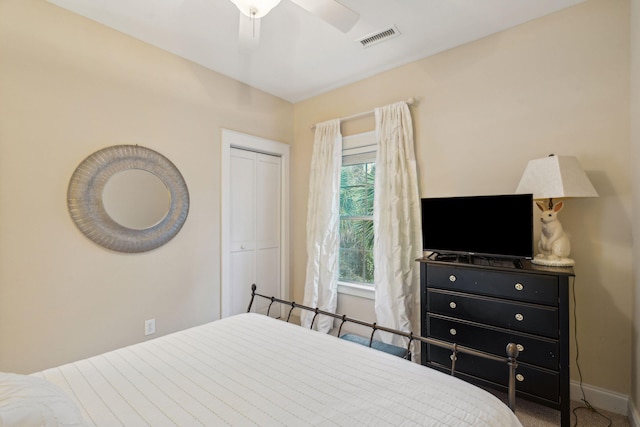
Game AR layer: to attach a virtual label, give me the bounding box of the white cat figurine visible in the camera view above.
[536,201,571,261]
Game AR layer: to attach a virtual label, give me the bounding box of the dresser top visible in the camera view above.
[417,256,575,277]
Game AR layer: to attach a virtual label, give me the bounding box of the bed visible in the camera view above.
[1,302,523,426]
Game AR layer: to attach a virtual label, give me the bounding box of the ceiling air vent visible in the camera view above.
[356,26,400,48]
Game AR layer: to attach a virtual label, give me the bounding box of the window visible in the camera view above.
[339,159,375,284]
[338,131,376,293]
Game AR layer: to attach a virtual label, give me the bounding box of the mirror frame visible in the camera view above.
[67,145,189,253]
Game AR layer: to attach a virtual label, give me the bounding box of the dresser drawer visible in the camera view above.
[427,314,559,370]
[427,289,558,338]
[427,345,559,403]
[427,264,558,306]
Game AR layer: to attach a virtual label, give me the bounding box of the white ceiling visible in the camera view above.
[47,0,587,103]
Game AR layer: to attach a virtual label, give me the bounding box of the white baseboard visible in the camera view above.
[570,380,628,416]
[629,399,640,427]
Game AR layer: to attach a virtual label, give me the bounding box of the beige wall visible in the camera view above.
[293,0,632,396]
[0,0,293,373]
[631,0,639,421]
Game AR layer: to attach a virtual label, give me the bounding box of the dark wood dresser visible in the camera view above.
[419,256,574,426]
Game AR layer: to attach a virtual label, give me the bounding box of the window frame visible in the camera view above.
[337,132,376,300]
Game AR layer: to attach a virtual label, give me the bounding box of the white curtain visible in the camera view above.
[300,119,342,332]
[373,102,422,347]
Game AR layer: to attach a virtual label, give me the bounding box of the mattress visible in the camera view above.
[33,313,522,426]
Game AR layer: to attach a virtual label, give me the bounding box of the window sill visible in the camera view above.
[337,281,375,300]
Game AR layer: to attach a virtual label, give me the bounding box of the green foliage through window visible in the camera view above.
[339,162,375,284]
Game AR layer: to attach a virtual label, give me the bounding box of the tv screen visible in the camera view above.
[421,194,533,260]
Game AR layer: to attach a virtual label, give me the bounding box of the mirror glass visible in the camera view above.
[102,169,171,230]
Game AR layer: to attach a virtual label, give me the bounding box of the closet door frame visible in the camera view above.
[220,129,290,318]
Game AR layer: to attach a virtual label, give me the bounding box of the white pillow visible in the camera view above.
[0,372,86,427]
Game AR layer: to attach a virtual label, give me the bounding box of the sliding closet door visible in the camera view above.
[229,148,281,316]
[255,153,281,314]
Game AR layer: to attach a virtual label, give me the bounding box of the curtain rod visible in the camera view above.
[310,97,416,130]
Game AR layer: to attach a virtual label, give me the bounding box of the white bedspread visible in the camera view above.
[33,313,522,426]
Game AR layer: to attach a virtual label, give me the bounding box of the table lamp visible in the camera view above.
[515,154,598,267]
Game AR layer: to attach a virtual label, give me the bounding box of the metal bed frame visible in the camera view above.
[246,284,520,412]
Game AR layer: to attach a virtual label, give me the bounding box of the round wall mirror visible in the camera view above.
[67,145,189,253]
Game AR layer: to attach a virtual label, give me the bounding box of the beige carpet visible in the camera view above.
[487,389,630,427]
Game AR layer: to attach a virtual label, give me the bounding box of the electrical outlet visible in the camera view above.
[144,319,156,336]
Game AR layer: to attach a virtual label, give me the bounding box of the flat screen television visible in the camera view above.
[421,194,533,260]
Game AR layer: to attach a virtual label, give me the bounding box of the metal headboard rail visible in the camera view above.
[246,284,519,412]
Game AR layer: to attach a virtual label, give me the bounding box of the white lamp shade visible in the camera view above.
[229,0,282,18]
[515,155,598,200]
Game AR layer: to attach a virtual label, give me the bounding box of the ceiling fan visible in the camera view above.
[229,0,359,48]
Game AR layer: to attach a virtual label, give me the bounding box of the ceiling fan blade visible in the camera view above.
[289,0,359,33]
[238,13,261,49]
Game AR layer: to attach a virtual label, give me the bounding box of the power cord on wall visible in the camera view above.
[571,276,612,427]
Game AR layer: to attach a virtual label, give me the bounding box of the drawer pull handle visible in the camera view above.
[516,374,525,382]
[449,302,457,309]
[515,283,524,291]
[449,275,457,282]
[449,328,457,336]
[517,344,525,352]
[515,313,524,321]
